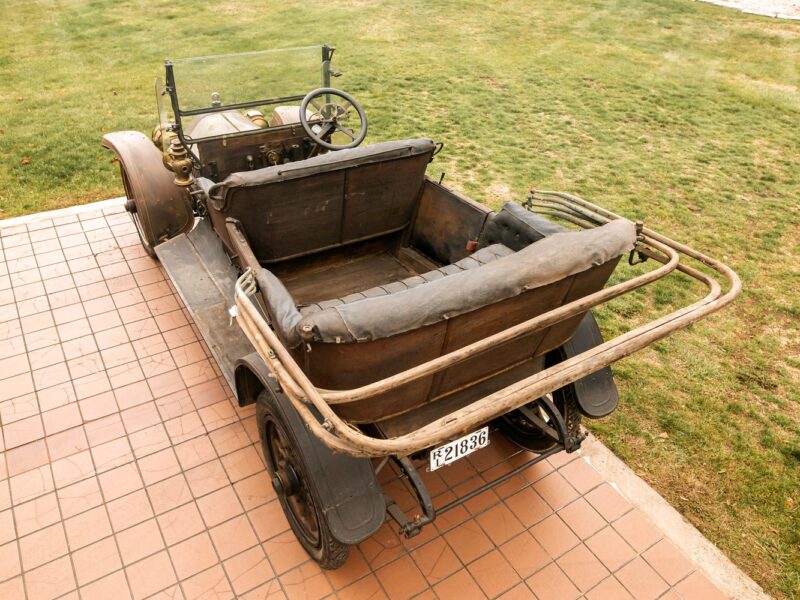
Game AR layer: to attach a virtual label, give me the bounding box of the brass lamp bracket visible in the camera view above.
[163,138,195,186]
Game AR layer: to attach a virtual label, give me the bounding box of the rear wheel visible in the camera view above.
[258,391,349,569]
[496,351,581,453]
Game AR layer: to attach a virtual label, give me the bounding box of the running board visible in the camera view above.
[155,218,253,391]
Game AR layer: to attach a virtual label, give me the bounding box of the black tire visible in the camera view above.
[120,166,157,258]
[257,390,349,569]
[496,351,581,453]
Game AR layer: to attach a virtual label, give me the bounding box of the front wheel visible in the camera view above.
[257,390,349,569]
[120,167,157,257]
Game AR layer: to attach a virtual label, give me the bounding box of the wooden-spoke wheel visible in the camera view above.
[259,391,348,569]
[496,352,581,453]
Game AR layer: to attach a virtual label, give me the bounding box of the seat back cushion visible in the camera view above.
[207,139,435,262]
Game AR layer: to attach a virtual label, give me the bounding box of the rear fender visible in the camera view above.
[234,353,267,407]
[237,353,386,545]
[561,312,620,418]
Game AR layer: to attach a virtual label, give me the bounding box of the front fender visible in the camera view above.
[102,131,193,246]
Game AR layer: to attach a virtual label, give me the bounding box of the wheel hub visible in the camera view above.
[272,465,301,496]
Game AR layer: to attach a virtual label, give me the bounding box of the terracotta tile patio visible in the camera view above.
[0,203,731,599]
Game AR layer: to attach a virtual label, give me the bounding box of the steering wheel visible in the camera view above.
[299,88,367,151]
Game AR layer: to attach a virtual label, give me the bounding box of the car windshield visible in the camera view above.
[169,45,327,111]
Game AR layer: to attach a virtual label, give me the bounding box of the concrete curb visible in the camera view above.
[581,434,770,600]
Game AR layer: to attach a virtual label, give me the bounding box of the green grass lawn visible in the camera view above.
[2,0,799,595]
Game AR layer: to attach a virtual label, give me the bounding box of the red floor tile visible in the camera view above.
[375,555,428,599]
[224,545,275,595]
[468,548,521,597]
[338,573,386,599]
[433,568,486,600]
[585,483,633,522]
[674,570,728,599]
[72,536,122,586]
[642,538,693,585]
[526,562,580,600]
[612,509,662,553]
[585,576,635,600]
[586,525,637,573]
[158,501,205,546]
[531,514,580,560]
[116,518,164,565]
[443,519,494,564]
[63,505,112,550]
[556,543,610,592]
[410,537,462,585]
[125,550,177,599]
[281,561,333,600]
[616,556,670,600]
[24,554,75,600]
[475,501,525,546]
[558,497,606,540]
[19,522,68,571]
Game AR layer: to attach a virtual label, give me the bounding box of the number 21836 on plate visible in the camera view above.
[429,426,489,471]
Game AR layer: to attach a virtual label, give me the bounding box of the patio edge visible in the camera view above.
[0,196,126,227]
[581,433,770,600]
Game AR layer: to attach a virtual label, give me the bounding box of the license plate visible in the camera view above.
[429,427,489,471]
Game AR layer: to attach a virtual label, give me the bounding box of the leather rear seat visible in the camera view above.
[298,243,515,317]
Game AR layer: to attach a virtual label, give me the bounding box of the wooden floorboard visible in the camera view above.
[283,251,417,304]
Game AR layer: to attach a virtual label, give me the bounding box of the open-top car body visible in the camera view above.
[103,45,741,569]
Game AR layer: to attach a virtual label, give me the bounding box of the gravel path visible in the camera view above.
[699,0,800,18]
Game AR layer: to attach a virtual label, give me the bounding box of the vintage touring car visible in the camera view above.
[103,45,740,568]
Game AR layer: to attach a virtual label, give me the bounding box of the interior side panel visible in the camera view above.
[410,179,492,264]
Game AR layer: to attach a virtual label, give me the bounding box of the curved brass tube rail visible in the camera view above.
[234,194,741,458]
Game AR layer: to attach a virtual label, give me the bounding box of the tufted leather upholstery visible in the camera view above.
[480,201,567,251]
